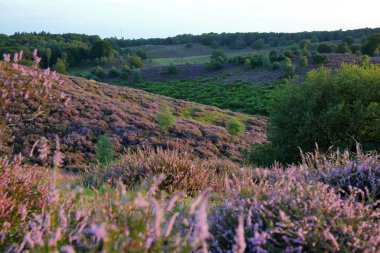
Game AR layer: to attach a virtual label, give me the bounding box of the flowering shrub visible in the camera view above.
[0,50,68,155]
[1,146,380,252]
[302,145,380,200]
[0,156,49,249]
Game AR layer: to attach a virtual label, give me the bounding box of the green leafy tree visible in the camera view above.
[317,43,335,53]
[91,40,114,59]
[96,135,114,165]
[299,39,311,49]
[205,50,227,71]
[343,36,355,45]
[361,33,380,55]
[312,52,328,65]
[131,69,141,83]
[46,48,52,67]
[252,39,265,49]
[128,56,144,68]
[226,118,245,137]
[120,64,130,80]
[155,105,176,131]
[53,57,67,74]
[250,64,380,165]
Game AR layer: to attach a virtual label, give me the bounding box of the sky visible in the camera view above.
[0,0,379,39]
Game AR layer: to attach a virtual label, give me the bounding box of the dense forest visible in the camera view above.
[1,27,380,71]
[105,27,380,48]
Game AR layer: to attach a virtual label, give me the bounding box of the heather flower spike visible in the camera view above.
[3,53,10,62]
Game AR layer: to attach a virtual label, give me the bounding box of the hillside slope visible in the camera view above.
[10,70,266,170]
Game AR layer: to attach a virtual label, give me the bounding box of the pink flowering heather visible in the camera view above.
[1,147,380,252]
[0,50,66,156]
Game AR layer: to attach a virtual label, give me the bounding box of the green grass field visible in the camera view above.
[124,77,285,115]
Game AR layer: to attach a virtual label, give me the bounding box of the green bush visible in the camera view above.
[312,52,328,65]
[96,134,114,165]
[226,118,245,137]
[91,66,106,79]
[250,64,380,165]
[336,42,352,54]
[284,50,293,58]
[108,67,120,78]
[131,69,141,83]
[128,56,144,68]
[91,40,114,59]
[250,54,270,68]
[271,61,281,70]
[269,50,278,62]
[165,63,179,74]
[283,58,296,78]
[205,50,227,71]
[299,39,311,49]
[317,43,335,53]
[155,105,176,131]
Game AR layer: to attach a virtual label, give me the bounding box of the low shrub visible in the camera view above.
[271,61,281,70]
[226,118,245,137]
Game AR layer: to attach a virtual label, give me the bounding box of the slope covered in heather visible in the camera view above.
[9,66,266,170]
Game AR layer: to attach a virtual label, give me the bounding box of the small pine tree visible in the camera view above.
[53,58,67,74]
[96,135,114,165]
[299,56,308,67]
[166,63,179,74]
[244,59,252,70]
[155,105,176,131]
[284,63,296,78]
[132,69,141,83]
[226,118,245,137]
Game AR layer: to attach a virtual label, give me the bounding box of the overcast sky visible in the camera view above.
[0,0,379,39]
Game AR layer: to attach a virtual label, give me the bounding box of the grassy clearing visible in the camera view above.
[178,105,250,125]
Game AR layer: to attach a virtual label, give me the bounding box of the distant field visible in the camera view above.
[145,55,211,66]
[127,43,216,58]
[128,43,291,66]
[143,51,266,66]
